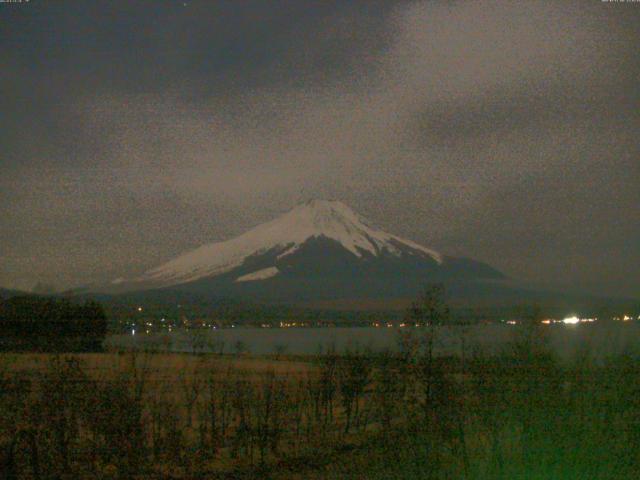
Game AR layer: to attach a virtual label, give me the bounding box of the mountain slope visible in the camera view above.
[131,200,443,288]
[106,200,505,305]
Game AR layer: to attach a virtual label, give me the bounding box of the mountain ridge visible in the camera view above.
[120,200,451,289]
[99,200,507,305]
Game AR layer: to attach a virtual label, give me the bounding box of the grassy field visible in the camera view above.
[1,329,639,479]
[1,352,313,379]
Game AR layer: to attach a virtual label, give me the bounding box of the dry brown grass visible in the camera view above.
[0,352,314,393]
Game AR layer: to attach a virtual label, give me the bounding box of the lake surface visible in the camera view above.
[106,322,640,359]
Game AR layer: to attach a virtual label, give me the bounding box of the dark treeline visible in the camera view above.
[0,296,107,352]
[105,296,639,331]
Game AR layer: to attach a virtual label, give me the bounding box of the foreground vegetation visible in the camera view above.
[0,325,638,479]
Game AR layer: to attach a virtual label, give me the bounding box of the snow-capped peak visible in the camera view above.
[133,200,442,286]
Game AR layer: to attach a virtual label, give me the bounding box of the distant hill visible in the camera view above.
[0,287,27,300]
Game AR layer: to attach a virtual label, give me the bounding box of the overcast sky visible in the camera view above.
[1,0,638,297]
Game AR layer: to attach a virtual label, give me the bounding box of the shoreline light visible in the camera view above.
[562,315,580,325]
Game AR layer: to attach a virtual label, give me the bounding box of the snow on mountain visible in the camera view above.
[132,200,442,287]
[235,267,280,283]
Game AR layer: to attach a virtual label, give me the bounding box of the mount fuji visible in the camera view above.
[105,200,506,306]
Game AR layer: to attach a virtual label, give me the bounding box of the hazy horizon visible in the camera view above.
[2,1,639,297]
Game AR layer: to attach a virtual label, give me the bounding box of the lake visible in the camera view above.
[106,321,640,359]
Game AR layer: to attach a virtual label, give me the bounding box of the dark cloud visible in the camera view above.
[1,0,638,297]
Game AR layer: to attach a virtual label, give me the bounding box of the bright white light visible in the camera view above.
[131,329,136,336]
[137,307,143,312]
[563,316,580,325]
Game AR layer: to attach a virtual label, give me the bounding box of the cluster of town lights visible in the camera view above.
[538,316,595,325]
[128,305,638,334]
[539,315,637,325]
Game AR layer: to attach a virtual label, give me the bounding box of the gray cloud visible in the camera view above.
[1,0,638,297]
